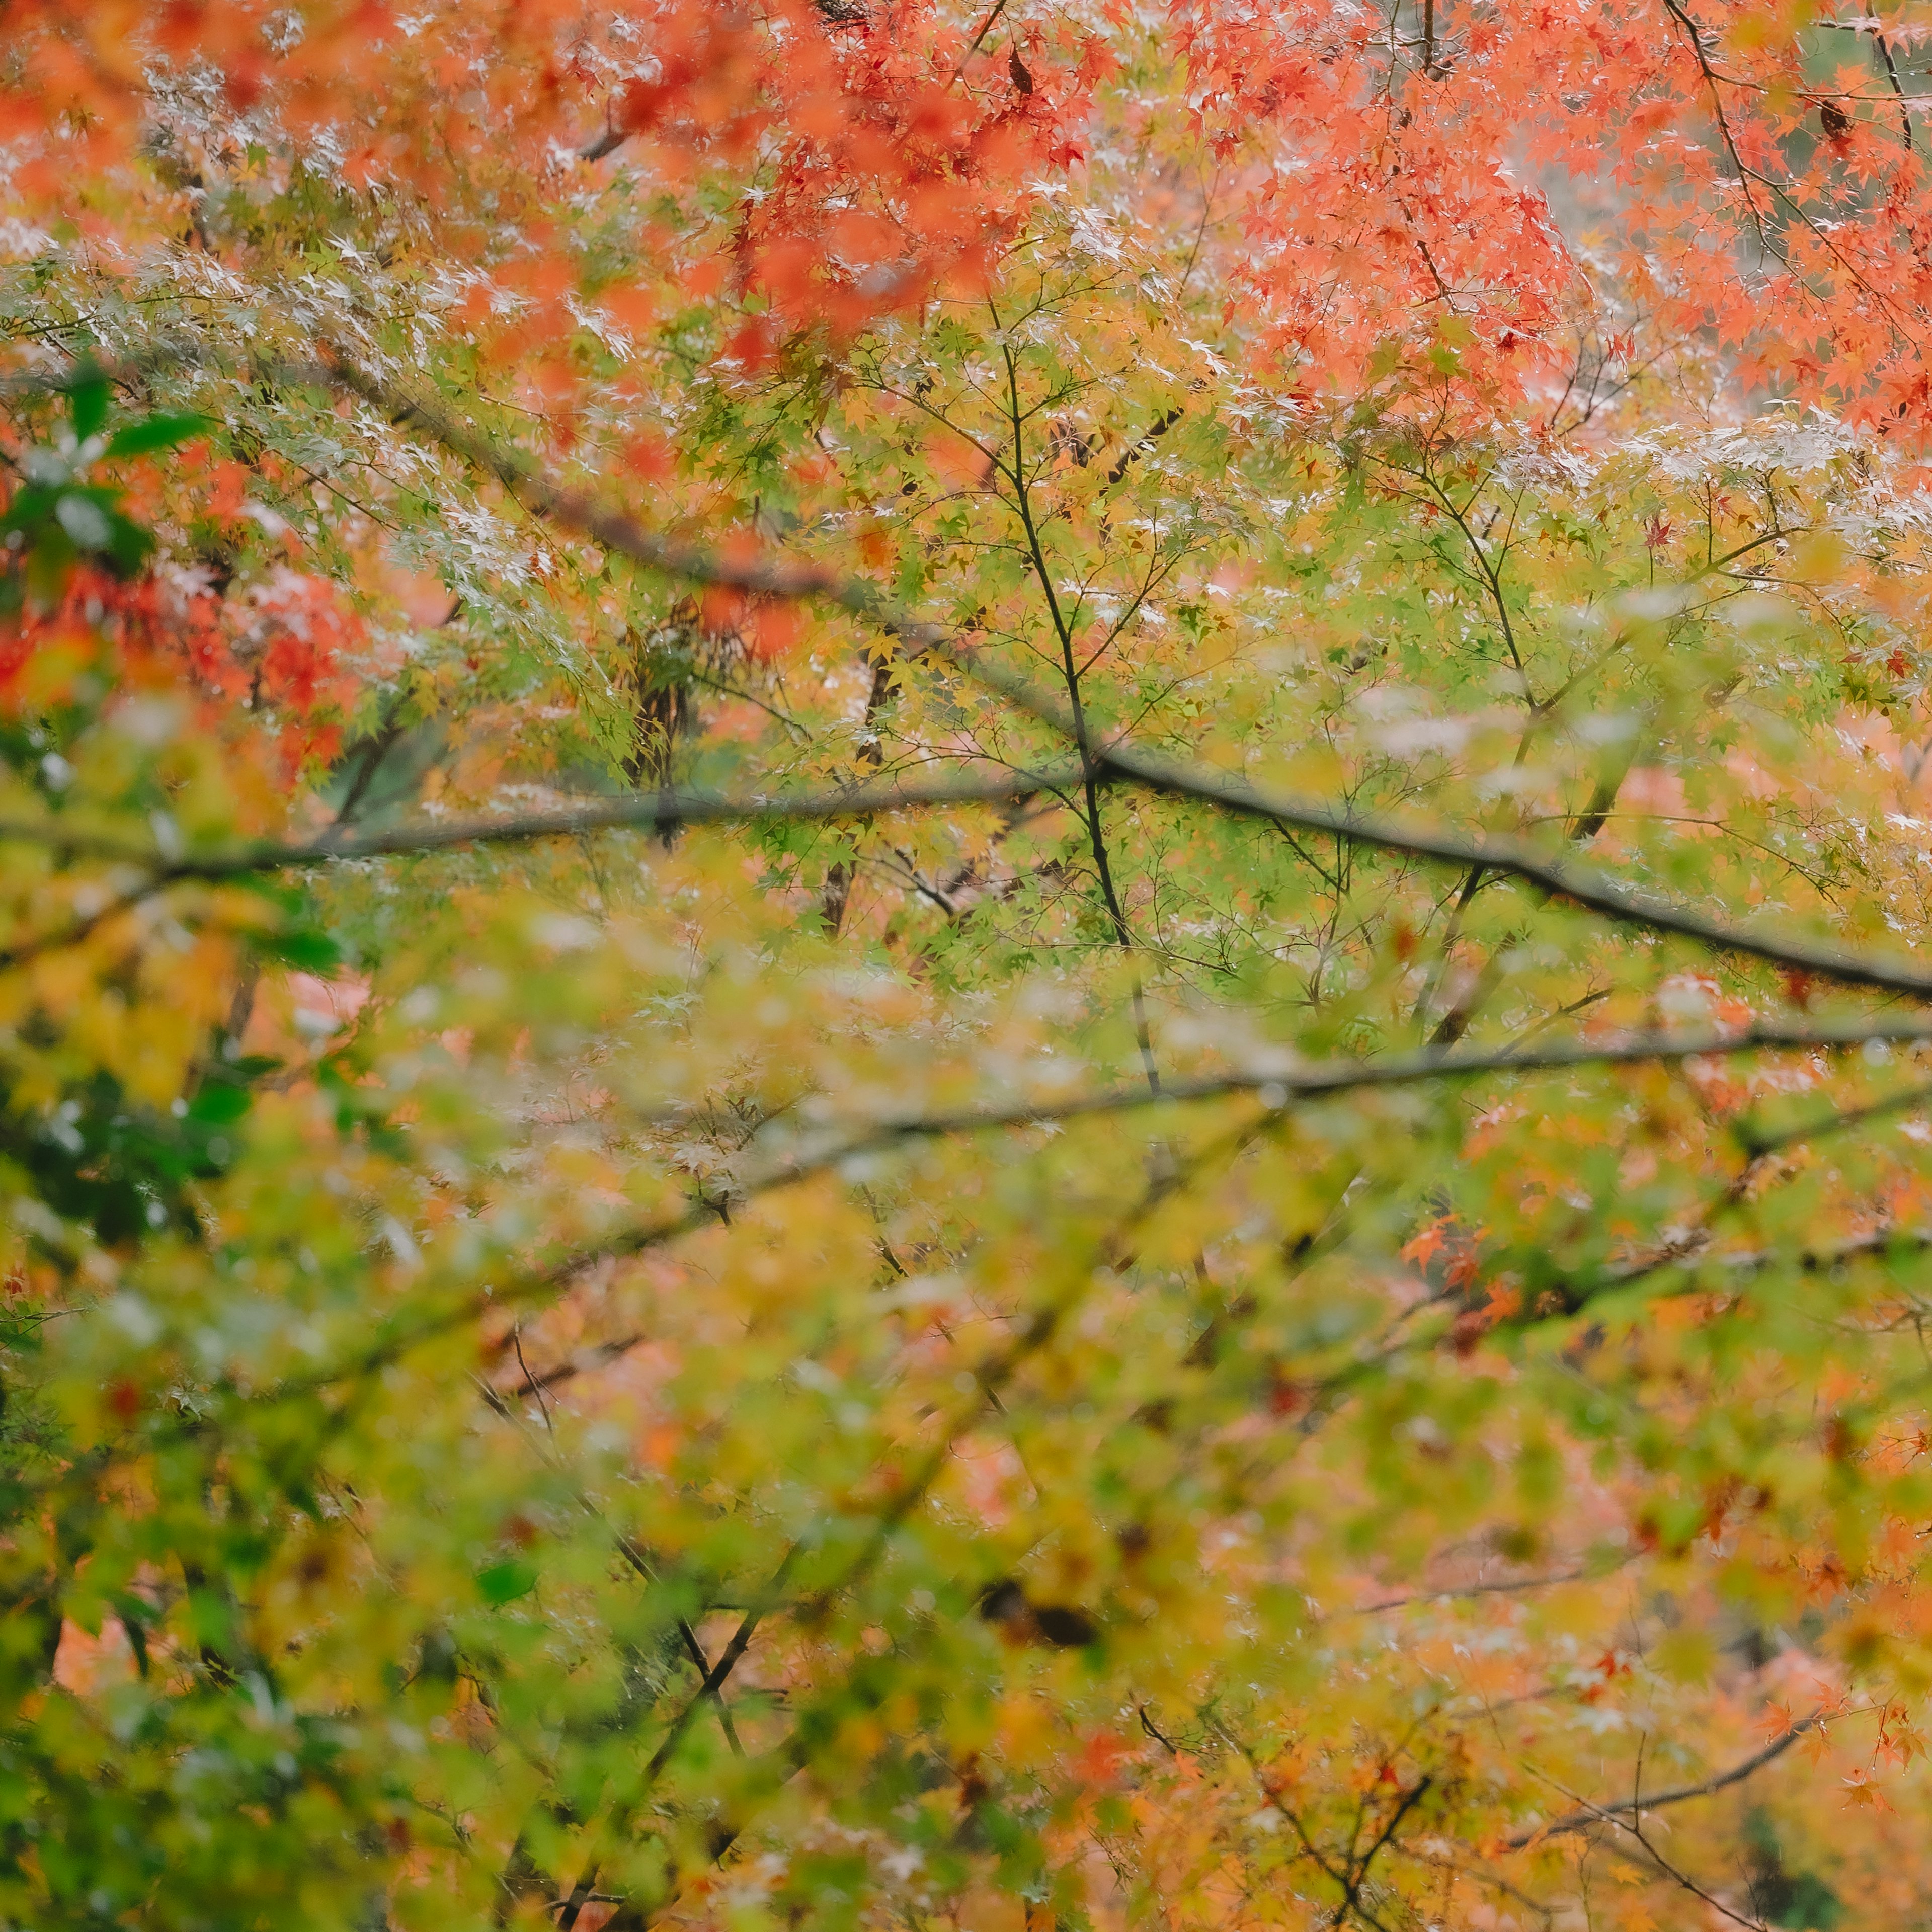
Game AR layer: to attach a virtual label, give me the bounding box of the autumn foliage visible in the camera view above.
[16,4,1932,1931]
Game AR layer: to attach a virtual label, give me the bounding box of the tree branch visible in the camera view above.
[1506,1714,1822,1848]
[947,647,1932,1005]
[276,351,1932,1006]
[998,337,1160,1094]
[0,770,1076,877]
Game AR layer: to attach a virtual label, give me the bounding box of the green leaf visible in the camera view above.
[66,366,109,443]
[477,1560,538,1605]
[104,413,211,460]
[260,925,345,973]
[186,1082,252,1126]
[102,508,154,577]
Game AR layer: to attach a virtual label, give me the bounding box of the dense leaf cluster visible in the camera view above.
[8,4,1932,1931]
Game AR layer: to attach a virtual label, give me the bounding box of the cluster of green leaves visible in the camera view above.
[0,371,203,608]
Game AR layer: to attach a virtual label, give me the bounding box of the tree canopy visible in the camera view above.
[10,3,1932,1928]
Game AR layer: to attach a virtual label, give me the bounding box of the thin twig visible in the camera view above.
[268,350,1932,1004]
[1506,1712,1822,1847]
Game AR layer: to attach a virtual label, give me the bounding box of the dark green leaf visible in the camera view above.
[66,367,109,443]
[104,413,211,460]
[477,1560,537,1606]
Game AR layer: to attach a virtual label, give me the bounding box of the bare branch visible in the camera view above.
[1506,1714,1822,1848]
[272,351,1932,1006]
[0,770,1075,877]
[1354,1563,1609,1615]
[504,1019,1932,1400]
[952,647,1932,1006]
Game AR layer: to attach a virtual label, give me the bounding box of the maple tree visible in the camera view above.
[20,1,1932,1928]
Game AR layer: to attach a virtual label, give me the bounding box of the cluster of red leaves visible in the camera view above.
[1171,0,1932,432]
[2,565,360,782]
[4,0,1101,351]
[0,1,397,180]
[14,2,1932,424]
[1173,0,1575,406]
[594,0,1106,344]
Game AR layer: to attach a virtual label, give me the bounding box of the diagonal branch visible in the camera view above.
[997,335,1161,1093]
[1338,1776,1433,1926]
[584,1129,1261,1927]
[503,1013,1932,1408]
[1505,1713,1822,1848]
[273,351,1932,1006]
[959,649,1932,1002]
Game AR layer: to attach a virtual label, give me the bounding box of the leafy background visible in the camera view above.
[7,3,1932,1929]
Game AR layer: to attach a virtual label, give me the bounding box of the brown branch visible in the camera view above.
[1505,1713,1822,1848]
[578,123,630,163]
[480,1372,747,1759]
[951,648,1932,1006]
[1620,1737,1768,1932]
[817,651,896,935]
[274,350,1932,1005]
[591,1135,1257,1929]
[0,770,1076,877]
[947,0,1010,86]
[1660,0,1783,268]
[1338,1777,1433,1926]
[556,1546,800,1930]
[997,336,1160,1094]
[1204,1713,1399,1932]
[1354,1563,1608,1615]
[1873,29,1913,149]
[502,1020,1932,1398]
